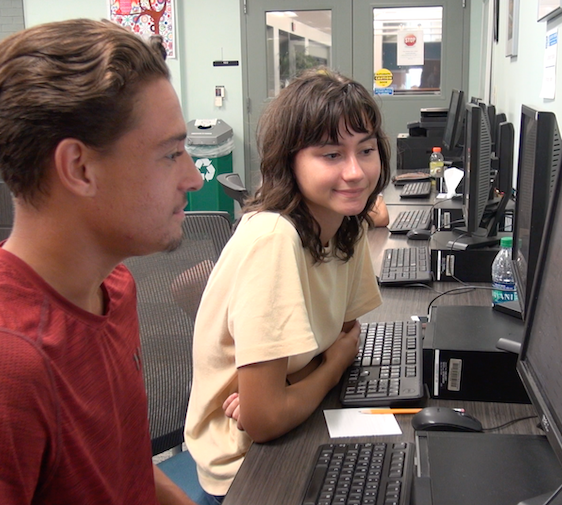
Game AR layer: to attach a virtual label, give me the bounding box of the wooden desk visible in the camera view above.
[223,222,540,505]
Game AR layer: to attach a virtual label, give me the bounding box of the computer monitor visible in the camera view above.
[517,160,562,505]
[493,121,515,196]
[442,89,465,151]
[512,105,561,319]
[448,103,498,250]
[493,112,508,153]
[487,104,497,150]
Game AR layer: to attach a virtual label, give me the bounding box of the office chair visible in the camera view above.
[217,172,249,207]
[0,181,14,241]
[124,211,232,504]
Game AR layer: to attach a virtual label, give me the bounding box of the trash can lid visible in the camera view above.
[186,119,233,145]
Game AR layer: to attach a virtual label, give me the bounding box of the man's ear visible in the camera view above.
[53,138,98,197]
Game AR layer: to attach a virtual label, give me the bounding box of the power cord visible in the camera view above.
[482,414,539,432]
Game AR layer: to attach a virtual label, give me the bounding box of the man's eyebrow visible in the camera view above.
[157,132,187,148]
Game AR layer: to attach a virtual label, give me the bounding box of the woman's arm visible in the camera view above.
[368,195,389,227]
[235,321,361,443]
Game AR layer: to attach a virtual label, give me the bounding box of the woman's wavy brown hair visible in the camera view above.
[244,67,391,263]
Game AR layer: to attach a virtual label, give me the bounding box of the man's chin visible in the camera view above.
[165,235,183,253]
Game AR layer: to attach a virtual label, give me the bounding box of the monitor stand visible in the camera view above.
[517,484,562,505]
[414,432,562,505]
[493,298,523,320]
[447,191,511,250]
[447,227,501,250]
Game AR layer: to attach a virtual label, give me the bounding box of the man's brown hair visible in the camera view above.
[0,19,170,203]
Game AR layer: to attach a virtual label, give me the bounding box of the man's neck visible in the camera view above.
[4,216,116,315]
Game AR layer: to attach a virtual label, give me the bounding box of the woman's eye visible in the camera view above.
[323,152,339,160]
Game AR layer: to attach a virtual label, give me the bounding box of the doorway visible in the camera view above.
[241,0,470,190]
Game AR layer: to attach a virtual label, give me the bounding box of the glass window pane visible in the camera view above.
[373,7,443,96]
[266,10,332,98]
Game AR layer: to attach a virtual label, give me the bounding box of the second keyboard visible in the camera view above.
[400,181,432,199]
[388,209,432,234]
[379,247,432,286]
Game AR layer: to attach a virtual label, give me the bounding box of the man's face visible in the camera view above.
[89,78,203,259]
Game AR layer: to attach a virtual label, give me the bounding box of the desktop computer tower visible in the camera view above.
[432,203,464,232]
[429,231,511,282]
[422,306,530,403]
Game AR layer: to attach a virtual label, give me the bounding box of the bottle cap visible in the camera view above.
[432,147,442,152]
[500,236,513,248]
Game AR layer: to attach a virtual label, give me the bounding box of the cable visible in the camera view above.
[426,285,497,313]
[482,414,539,432]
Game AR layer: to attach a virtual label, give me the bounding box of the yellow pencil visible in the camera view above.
[359,408,422,415]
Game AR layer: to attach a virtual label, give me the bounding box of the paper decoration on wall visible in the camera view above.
[109,0,175,59]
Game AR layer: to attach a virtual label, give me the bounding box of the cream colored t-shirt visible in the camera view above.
[184,212,381,495]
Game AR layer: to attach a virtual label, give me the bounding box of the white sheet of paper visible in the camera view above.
[323,408,403,438]
[443,167,464,199]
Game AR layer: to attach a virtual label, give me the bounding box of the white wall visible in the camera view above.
[180,2,244,181]
[23,0,246,185]
[490,0,562,156]
[21,0,562,189]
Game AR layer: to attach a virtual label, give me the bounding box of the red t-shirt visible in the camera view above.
[0,249,157,504]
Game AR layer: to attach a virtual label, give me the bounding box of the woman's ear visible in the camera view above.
[53,138,98,197]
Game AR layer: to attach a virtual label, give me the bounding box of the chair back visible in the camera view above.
[124,211,232,455]
[217,172,249,207]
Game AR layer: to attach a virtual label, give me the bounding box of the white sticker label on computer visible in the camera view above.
[448,358,462,391]
[445,255,455,277]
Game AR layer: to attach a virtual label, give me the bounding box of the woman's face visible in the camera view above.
[293,124,381,237]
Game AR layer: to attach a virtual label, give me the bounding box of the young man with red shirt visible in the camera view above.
[0,19,202,504]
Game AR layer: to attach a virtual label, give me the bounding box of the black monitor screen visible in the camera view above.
[442,89,465,151]
[493,121,514,195]
[512,105,560,318]
[518,160,562,470]
[462,103,492,236]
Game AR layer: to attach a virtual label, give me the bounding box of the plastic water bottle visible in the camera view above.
[429,147,445,178]
[491,236,518,306]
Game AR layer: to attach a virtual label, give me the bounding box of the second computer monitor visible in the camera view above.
[512,105,561,319]
[442,89,465,151]
[494,121,515,196]
[461,102,492,237]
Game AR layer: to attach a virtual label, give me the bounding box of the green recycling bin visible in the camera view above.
[185,119,234,221]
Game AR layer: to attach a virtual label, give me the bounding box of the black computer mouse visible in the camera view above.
[406,228,432,240]
[411,406,483,432]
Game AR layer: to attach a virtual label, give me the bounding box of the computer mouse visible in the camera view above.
[411,406,483,432]
[406,228,432,240]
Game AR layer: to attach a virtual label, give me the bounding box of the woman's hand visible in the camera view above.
[223,392,244,430]
[321,320,361,378]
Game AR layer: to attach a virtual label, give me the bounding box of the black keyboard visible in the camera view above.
[340,321,423,407]
[400,181,432,199]
[301,441,414,505]
[388,209,432,234]
[392,169,430,186]
[379,247,432,286]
